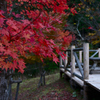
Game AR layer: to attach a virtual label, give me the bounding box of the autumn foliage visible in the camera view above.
[0,0,76,73]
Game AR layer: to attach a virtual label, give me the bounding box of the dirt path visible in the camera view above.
[12,73,83,100]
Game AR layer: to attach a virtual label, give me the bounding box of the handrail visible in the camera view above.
[66,68,71,72]
[59,43,100,81]
[73,73,83,80]
[73,48,83,51]
[89,50,98,52]
[66,49,98,52]
[65,49,71,52]
[90,50,98,58]
[73,52,84,78]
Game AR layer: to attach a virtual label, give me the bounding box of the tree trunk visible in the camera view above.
[0,71,9,100]
[0,0,6,11]
[0,1,9,99]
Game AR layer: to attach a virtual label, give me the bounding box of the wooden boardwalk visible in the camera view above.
[60,68,100,92]
[85,74,100,92]
[60,68,84,87]
[59,43,100,100]
[60,67,100,100]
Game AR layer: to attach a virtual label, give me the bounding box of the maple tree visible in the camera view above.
[0,0,77,99]
[0,0,76,73]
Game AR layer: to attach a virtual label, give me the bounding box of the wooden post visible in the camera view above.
[64,51,68,70]
[79,51,82,63]
[59,56,62,67]
[84,83,89,100]
[71,45,75,77]
[98,48,100,58]
[60,56,63,78]
[83,43,89,80]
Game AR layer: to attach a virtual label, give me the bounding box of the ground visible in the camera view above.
[12,73,83,100]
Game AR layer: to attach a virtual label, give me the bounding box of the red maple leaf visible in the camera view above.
[10,52,18,59]
[88,26,93,29]
[4,49,11,55]
[0,46,5,52]
[6,19,19,31]
[52,53,59,64]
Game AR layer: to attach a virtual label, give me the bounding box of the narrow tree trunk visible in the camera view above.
[0,71,9,100]
[0,0,6,11]
[0,1,9,99]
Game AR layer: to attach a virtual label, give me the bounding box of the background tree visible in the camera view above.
[66,0,100,47]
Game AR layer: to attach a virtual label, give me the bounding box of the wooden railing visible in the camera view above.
[73,48,84,80]
[60,43,100,81]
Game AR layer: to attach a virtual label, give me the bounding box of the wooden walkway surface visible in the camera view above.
[60,43,100,99]
[60,68,100,92]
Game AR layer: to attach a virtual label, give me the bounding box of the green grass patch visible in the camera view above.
[12,73,83,100]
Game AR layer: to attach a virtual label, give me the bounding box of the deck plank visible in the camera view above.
[85,74,100,92]
[60,68,83,87]
[60,68,100,91]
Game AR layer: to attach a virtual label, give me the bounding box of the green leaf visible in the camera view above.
[72,91,77,97]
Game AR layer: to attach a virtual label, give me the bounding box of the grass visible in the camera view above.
[12,73,59,89]
[12,73,83,100]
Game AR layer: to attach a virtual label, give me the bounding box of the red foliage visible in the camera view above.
[0,0,76,73]
[88,26,93,30]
